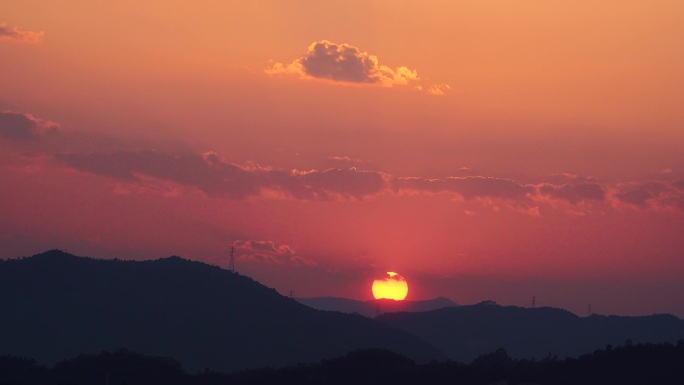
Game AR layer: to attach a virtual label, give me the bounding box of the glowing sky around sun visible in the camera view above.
[1,1,684,317]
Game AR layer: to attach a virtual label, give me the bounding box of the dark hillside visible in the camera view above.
[0,250,444,372]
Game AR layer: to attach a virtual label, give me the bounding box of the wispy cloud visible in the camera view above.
[394,176,534,201]
[0,23,44,44]
[55,150,389,201]
[537,182,606,204]
[328,155,367,164]
[2,117,671,215]
[53,147,684,213]
[417,83,452,96]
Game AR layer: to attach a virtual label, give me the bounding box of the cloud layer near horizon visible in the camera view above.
[54,151,389,201]
[50,148,684,213]
[3,110,682,215]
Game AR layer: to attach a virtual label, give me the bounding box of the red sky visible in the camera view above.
[2,0,684,317]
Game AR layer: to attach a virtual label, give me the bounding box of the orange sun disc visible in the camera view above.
[372,272,408,300]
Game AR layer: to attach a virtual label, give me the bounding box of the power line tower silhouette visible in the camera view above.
[229,246,236,273]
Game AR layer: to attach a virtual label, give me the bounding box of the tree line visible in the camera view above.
[2,340,683,385]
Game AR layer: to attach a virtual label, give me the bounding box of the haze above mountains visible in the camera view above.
[2,250,683,373]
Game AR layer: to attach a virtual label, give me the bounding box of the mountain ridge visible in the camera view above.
[377,301,684,363]
[0,250,445,372]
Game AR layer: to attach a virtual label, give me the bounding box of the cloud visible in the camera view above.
[615,188,653,208]
[394,176,533,200]
[55,150,389,201]
[267,40,418,86]
[0,111,59,141]
[289,167,388,200]
[417,83,452,96]
[546,172,597,185]
[55,149,542,205]
[50,144,682,213]
[55,151,261,199]
[674,179,684,190]
[538,182,606,204]
[232,240,316,266]
[0,23,44,44]
[612,181,684,211]
[427,83,452,96]
[328,155,366,164]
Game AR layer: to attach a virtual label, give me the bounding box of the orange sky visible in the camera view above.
[2,1,684,316]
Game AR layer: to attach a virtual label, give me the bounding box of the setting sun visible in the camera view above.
[372,272,408,301]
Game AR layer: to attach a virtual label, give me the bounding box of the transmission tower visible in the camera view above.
[229,246,235,273]
[532,295,536,308]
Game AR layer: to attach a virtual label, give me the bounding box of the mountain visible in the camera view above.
[377,301,684,363]
[0,250,445,372]
[296,296,457,317]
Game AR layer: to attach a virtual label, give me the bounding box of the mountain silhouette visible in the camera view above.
[377,301,684,363]
[0,250,445,372]
[296,296,457,317]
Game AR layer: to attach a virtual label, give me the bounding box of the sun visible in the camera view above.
[372,272,408,300]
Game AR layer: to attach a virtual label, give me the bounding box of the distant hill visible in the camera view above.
[296,296,457,317]
[0,250,445,372]
[377,301,684,363]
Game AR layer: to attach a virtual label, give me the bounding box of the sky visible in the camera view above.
[2,0,684,317]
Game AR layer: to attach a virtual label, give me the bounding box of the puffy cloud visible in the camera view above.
[55,150,388,201]
[232,240,316,266]
[394,176,533,200]
[267,40,418,86]
[538,182,606,204]
[0,111,59,141]
[0,23,44,44]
